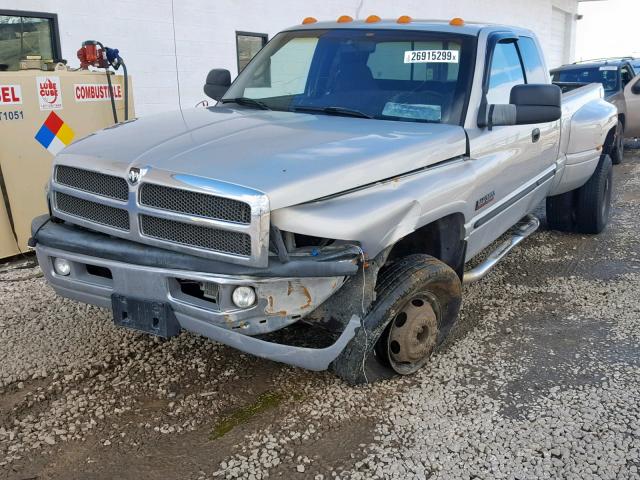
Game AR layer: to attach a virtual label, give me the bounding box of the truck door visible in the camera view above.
[623,71,640,138]
[465,36,559,259]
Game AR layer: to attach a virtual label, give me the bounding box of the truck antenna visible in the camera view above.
[171,0,183,112]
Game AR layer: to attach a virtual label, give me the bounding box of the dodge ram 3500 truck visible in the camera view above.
[31,18,618,384]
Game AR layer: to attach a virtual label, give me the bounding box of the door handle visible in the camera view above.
[532,128,541,143]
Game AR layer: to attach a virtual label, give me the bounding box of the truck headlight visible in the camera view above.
[53,258,71,276]
[232,286,256,308]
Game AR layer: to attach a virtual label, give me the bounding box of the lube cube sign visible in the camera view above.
[37,76,63,111]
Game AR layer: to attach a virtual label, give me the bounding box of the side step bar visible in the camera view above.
[463,214,540,284]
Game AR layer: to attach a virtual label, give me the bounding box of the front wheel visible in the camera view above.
[330,254,462,384]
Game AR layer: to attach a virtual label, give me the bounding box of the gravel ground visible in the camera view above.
[1,150,640,479]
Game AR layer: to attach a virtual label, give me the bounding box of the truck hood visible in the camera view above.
[60,107,467,209]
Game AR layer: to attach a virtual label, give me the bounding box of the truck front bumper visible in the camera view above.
[32,217,361,371]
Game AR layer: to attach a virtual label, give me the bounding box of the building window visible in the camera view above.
[236,32,267,72]
[0,10,61,71]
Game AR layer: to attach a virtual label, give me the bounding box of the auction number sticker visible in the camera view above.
[404,50,459,64]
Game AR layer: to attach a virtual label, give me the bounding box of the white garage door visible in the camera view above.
[548,7,569,69]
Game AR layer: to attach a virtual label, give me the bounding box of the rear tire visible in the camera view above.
[575,154,613,234]
[330,254,462,385]
[611,121,624,165]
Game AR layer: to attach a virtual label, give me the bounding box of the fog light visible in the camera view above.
[232,286,256,308]
[53,258,71,276]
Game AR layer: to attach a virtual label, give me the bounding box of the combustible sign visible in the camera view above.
[74,83,123,102]
[35,111,75,156]
[37,76,63,110]
[0,85,22,105]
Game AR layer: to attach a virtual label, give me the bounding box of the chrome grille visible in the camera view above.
[55,192,130,231]
[139,183,251,224]
[50,163,269,266]
[55,166,128,201]
[139,215,251,257]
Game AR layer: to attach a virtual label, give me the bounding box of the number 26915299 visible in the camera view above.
[0,110,24,121]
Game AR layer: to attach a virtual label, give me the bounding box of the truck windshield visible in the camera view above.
[552,67,619,96]
[222,29,476,125]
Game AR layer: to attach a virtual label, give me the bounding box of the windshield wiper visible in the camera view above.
[221,97,271,110]
[291,106,373,119]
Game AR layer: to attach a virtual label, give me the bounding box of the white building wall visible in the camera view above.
[0,0,579,116]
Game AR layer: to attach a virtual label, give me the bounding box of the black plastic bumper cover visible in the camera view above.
[30,215,360,278]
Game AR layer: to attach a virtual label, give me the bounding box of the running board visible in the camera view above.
[463,214,540,284]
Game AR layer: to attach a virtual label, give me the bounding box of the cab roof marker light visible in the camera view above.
[450,17,465,26]
[397,15,412,24]
[302,17,317,25]
[337,15,354,23]
[365,15,381,23]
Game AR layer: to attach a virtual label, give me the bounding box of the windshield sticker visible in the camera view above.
[599,66,617,71]
[382,103,441,122]
[404,50,459,64]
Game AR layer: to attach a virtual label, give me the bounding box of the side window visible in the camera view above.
[486,41,525,105]
[518,37,547,84]
[621,66,633,88]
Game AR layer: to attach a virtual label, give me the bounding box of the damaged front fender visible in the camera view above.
[271,158,469,258]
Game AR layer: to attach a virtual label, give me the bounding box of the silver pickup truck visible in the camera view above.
[31,18,618,384]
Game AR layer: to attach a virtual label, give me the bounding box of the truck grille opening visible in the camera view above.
[55,192,130,231]
[139,183,251,224]
[55,165,129,201]
[139,215,251,256]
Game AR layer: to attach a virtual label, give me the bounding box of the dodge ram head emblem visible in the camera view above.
[128,167,141,184]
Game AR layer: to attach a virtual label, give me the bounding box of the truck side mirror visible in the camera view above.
[204,69,231,101]
[482,104,517,128]
[509,84,562,124]
[482,84,562,128]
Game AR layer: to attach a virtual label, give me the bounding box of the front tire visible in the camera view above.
[330,254,462,385]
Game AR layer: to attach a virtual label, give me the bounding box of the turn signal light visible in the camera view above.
[397,15,412,24]
[450,17,465,26]
[365,15,381,23]
[337,15,353,23]
[302,17,317,24]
